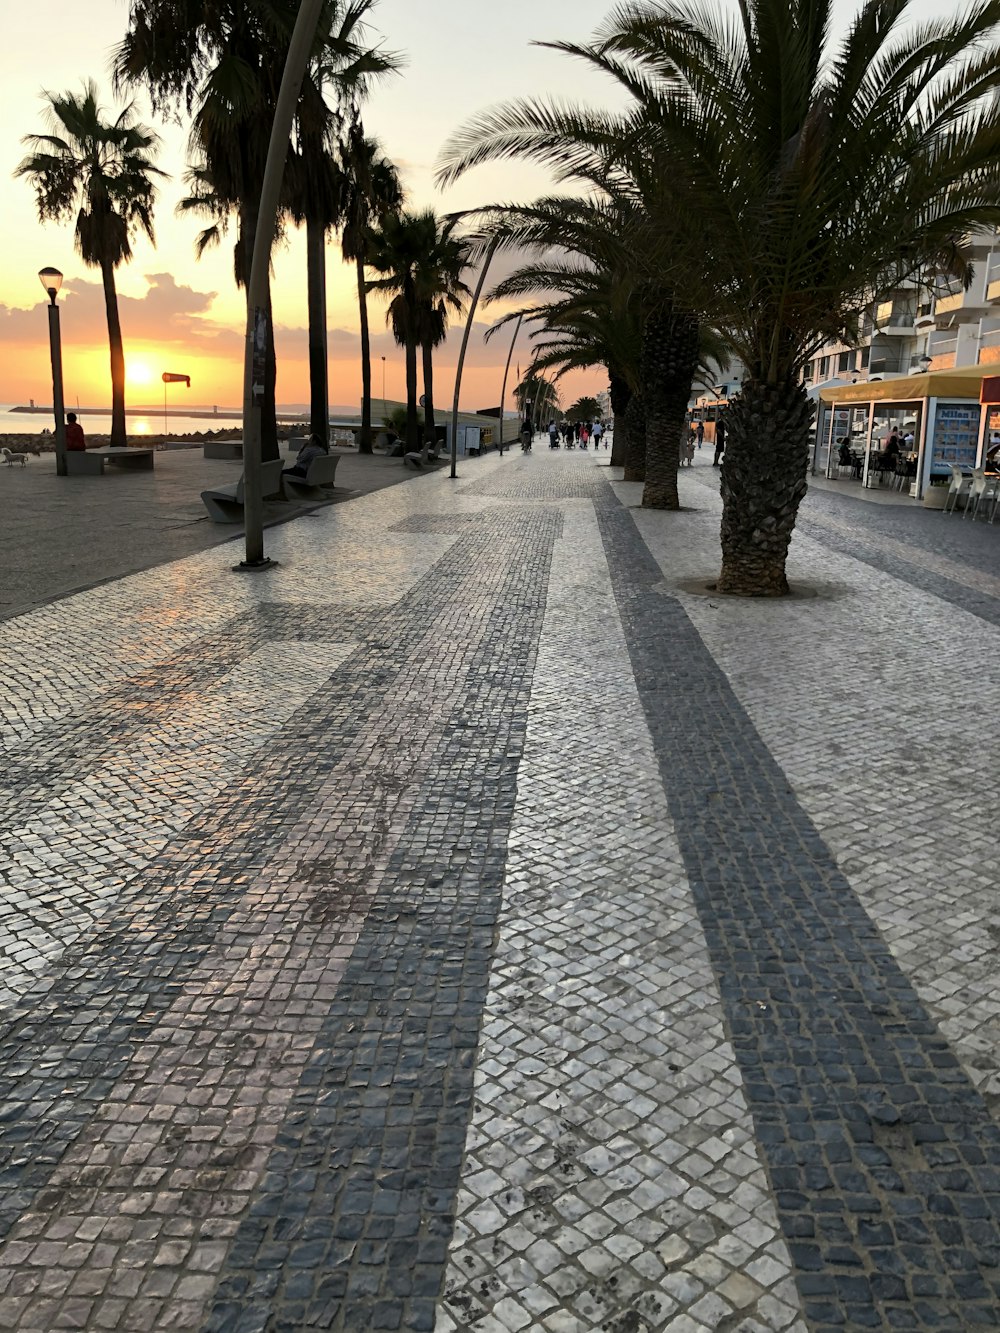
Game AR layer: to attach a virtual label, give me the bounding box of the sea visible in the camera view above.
[0,405,252,438]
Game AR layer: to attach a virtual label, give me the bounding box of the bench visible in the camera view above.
[65,447,156,475]
[281,452,342,499]
[203,440,244,460]
[201,459,285,523]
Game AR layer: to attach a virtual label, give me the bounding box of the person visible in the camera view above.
[283,433,328,477]
[548,421,559,448]
[881,430,900,465]
[683,433,695,466]
[713,417,726,467]
[580,425,589,449]
[521,416,533,449]
[593,420,603,448]
[695,421,705,449]
[65,412,86,451]
[837,436,853,467]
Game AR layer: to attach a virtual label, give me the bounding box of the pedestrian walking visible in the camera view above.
[580,425,589,449]
[695,421,704,449]
[592,421,603,448]
[713,417,726,467]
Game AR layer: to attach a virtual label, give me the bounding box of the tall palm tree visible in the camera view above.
[339,123,402,452]
[442,0,1000,591]
[412,214,471,447]
[286,11,400,443]
[569,0,1000,593]
[366,210,423,450]
[117,0,378,461]
[16,81,162,450]
[366,208,471,453]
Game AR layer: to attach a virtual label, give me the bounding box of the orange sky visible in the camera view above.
[0,0,625,418]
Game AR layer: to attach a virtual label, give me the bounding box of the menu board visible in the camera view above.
[931,403,980,470]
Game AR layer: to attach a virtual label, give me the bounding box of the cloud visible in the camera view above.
[0,271,243,352]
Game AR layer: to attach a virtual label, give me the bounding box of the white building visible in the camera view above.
[805,229,1000,393]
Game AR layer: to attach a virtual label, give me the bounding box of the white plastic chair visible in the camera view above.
[942,464,971,514]
[963,469,1000,521]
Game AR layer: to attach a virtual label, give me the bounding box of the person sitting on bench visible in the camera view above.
[283,434,328,478]
[65,412,86,451]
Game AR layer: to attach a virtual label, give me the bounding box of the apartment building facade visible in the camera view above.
[805,231,1000,392]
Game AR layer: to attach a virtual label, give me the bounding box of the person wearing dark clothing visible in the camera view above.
[712,418,726,467]
[65,413,86,451]
[837,437,853,467]
[283,434,328,477]
[695,421,705,449]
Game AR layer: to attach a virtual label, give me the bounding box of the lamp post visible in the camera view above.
[381,356,386,414]
[496,314,522,456]
[918,353,932,373]
[450,235,500,478]
[39,267,67,477]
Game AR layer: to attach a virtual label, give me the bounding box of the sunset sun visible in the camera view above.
[127,359,153,387]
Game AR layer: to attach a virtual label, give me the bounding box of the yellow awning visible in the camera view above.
[819,363,998,405]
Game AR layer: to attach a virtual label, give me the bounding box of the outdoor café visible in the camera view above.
[813,364,1000,504]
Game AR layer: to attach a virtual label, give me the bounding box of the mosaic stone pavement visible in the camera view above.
[0,447,998,1332]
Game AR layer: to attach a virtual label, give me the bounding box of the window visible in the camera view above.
[838,351,851,373]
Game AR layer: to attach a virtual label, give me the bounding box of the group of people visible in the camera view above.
[542,419,606,449]
[684,417,727,467]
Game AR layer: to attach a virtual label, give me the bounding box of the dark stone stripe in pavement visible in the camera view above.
[205,514,561,1333]
[596,493,1000,1331]
[0,512,553,1261]
[796,515,1000,630]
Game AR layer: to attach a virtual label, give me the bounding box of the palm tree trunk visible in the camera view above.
[421,338,435,455]
[306,214,329,444]
[404,336,419,451]
[100,258,127,450]
[609,370,631,467]
[622,394,647,483]
[716,378,813,596]
[641,307,699,511]
[357,256,374,453]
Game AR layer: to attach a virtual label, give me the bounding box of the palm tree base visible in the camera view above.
[640,484,680,510]
[717,378,811,598]
[623,466,645,483]
[715,562,790,596]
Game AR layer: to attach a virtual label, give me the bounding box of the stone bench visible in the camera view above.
[203,440,244,460]
[201,459,285,523]
[65,447,155,475]
[280,453,342,499]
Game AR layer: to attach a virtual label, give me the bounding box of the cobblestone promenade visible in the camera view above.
[0,448,998,1332]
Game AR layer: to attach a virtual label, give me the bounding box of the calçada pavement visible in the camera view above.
[0,446,998,1331]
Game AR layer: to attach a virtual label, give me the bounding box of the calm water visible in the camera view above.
[0,407,245,437]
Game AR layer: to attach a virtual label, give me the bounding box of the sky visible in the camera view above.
[0,0,941,417]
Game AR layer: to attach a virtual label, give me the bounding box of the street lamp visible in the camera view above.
[381,356,386,412]
[38,267,67,477]
[918,354,932,372]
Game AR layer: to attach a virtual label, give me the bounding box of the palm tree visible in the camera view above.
[117,0,378,461]
[339,123,402,452]
[367,208,471,454]
[286,12,400,444]
[442,0,1000,590]
[411,214,471,448]
[16,81,162,450]
[567,396,602,421]
[568,0,1000,593]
